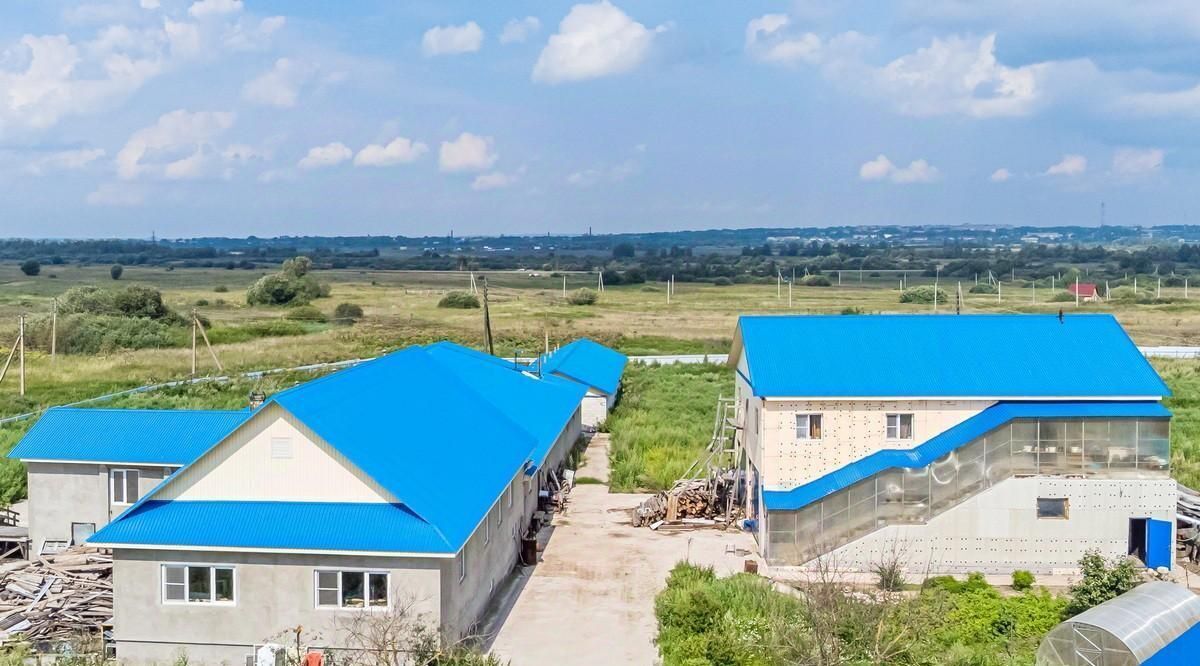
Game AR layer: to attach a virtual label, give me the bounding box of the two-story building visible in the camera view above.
[730,314,1175,575]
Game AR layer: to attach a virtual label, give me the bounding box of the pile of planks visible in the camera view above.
[0,548,112,644]
[634,479,727,528]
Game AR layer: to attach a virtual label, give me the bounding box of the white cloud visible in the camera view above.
[298,142,352,170]
[990,168,1012,182]
[354,137,429,167]
[1119,84,1200,117]
[1112,147,1163,175]
[86,182,143,206]
[223,16,287,52]
[859,154,941,183]
[242,58,311,108]
[566,159,638,186]
[24,148,106,175]
[439,132,497,172]
[745,14,822,64]
[116,109,235,180]
[257,168,295,183]
[421,22,484,57]
[1045,154,1087,176]
[533,1,665,84]
[472,168,522,190]
[500,17,541,44]
[140,0,161,9]
[188,0,242,19]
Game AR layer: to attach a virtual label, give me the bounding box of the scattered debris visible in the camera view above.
[0,548,112,645]
[633,476,742,529]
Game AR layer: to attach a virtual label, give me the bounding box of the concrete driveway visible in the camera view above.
[485,434,757,665]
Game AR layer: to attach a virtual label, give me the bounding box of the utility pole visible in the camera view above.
[777,271,781,299]
[191,309,198,378]
[50,298,57,362]
[18,314,24,397]
[482,278,494,356]
[667,275,671,305]
[562,275,567,299]
[1075,277,1080,307]
[1031,281,1036,304]
[997,282,1002,304]
[1157,278,1162,299]
[956,282,963,315]
[193,311,223,374]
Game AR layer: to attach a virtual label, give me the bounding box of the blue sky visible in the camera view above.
[2,0,1199,238]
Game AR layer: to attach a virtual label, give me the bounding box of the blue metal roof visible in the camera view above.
[8,408,248,465]
[90,501,451,553]
[762,400,1171,511]
[734,314,1169,398]
[541,338,628,396]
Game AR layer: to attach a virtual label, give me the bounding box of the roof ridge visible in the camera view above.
[46,407,247,414]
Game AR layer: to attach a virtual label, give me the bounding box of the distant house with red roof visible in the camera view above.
[1068,282,1101,301]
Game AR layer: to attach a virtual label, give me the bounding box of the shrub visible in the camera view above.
[110,264,124,280]
[1012,570,1035,591]
[246,255,326,306]
[899,285,948,304]
[712,277,733,286]
[1065,550,1142,617]
[283,305,327,323]
[1050,292,1076,302]
[214,285,229,293]
[841,307,864,315]
[59,285,183,323]
[438,291,480,309]
[567,288,599,306]
[799,274,832,287]
[19,260,39,276]
[875,559,907,591]
[195,299,209,307]
[334,302,364,323]
[968,283,996,294]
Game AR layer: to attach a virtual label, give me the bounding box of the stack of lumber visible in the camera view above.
[634,479,728,528]
[0,548,112,644]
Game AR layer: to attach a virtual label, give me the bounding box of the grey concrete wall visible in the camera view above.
[112,548,444,666]
[26,462,169,554]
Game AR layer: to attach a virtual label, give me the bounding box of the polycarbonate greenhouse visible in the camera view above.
[1036,582,1200,666]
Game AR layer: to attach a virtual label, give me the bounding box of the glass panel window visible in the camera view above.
[163,565,233,604]
[367,573,389,608]
[163,565,186,602]
[886,414,914,440]
[341,571,365,608]
[796,414,823,440]
[188,566,212,602]
[1036,497,1069,519]
[111,469,140,505]
[316,571,339,607]
[316,571,389,608]
[214,568,234,602]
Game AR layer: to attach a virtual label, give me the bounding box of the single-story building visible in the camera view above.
[9,339,626,665]
[539,338,628,428]
[1067,282,1101,301]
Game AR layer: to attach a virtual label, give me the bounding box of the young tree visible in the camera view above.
[20,259,40,276]
[110,264,124,280]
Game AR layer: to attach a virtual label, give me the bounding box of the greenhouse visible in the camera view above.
[1036,582,1200,666]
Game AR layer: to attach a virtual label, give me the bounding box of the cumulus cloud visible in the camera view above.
[859,154,941,184]
[1112,147,1163,175]
[1119,85,1200,117]
[989,168,1012,182]
[533,1,666,84]
[500,17,541,44]
[354,137,429,167]
[472,167,523,190]
[188,0,242,19]
[745,14,822,64]
[86,182,143,206]
[298,142,352,170]
[421,22,484,56]
[439,132,497,172]
[1044,154,1087,176]
[242,58,312,108]
[24,148,106,175]
[116,109,235,180]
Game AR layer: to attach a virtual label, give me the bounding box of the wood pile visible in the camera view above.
[634,478,740,528]
[0,548,112,644]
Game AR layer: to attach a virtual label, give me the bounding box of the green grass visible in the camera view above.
[607,363,733,491]
[1157,358,1200,489]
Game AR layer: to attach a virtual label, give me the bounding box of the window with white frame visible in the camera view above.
[314,570,388,609]
[162,565,235,604]
[886,414,914,440]
[795,414,822,440]
[110,469,140,505]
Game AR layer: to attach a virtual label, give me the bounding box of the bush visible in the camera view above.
[900,285,948,304]
[438,291,480,309]
[59,285,183,323]
[1050,291,1076,302]
[712,277,733,286]
[195,299,209,307]
[567,288,599,306]
[283,305,327,323]
[19,260,39,276]
[334,303,364,323]
[25,313,185,354]
[110,264,123,280]
[1012,570,1035,591]
[246,255,327,306]
[968,283,996,294]
[214,285,229,293]
[799,275,832,287]
[1065,550,1142,617]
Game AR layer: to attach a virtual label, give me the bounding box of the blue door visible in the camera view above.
[1145,518,1173,570]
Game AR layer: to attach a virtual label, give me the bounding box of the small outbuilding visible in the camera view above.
[1036,581,1200,666]
[540,338,627,428]
[1067,282,1101,302]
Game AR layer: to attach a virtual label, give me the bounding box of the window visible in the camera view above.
[270,437,293,459]
[162,565,235,604]
[111,469,140,505]
[795,414,823,440]
[314,570,389,609]
[1036,498,1069,519]
[886,414,914,440]
[40,539,68,556]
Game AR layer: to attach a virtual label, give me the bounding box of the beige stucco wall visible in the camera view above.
[158,404,393,503]
[757,399,993,489]
[27,462,170,554]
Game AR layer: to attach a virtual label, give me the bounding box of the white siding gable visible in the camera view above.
[157,403,394,503]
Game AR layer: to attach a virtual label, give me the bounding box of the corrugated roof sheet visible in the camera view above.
[90,500,451,553]
[8,408,248,465]
[1058,581,1200,663]
[734,314,1169,398]
[541,338,628,396]
[762,400,1171,511]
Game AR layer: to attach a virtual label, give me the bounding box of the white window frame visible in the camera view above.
[313,569,390,610]
[40,539,69,556]
[110,468,140,505]
[161,564,236,606]
[886,413,914,441]
[795,414,823,441]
